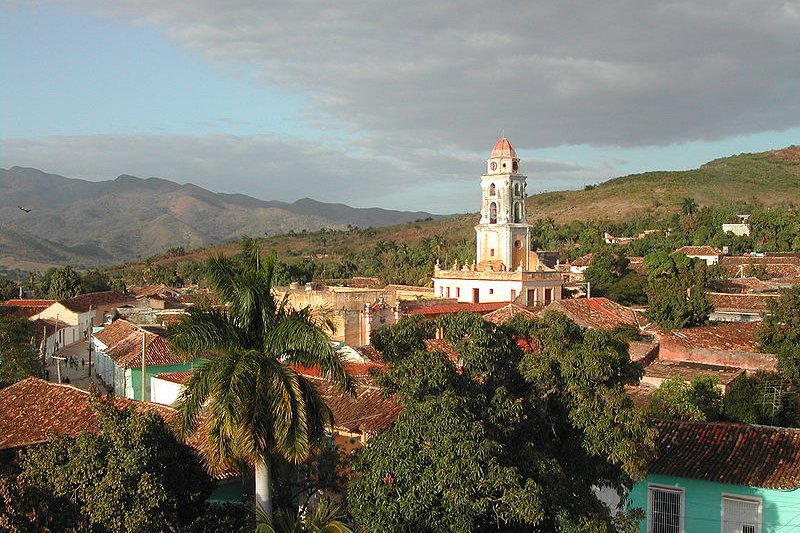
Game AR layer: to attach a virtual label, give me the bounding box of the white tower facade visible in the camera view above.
[475,138,531,271]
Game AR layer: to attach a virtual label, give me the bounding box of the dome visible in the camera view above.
[490,137,516,158]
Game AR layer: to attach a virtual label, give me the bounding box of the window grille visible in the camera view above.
[722,495,760,533]
[648,486,682,533]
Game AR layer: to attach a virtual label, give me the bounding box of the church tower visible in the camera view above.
[475,137,531,270]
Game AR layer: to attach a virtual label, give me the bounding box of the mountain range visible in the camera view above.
[0,167,443,271]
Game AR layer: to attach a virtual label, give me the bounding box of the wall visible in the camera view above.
[658,338,777,372]
[128,359,205,401]
[629,474,800,532]
[150,376,183,405]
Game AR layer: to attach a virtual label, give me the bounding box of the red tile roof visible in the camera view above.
[569,253,593,267]
[707,292,779,313]
[3,299,56,307]
[153,371,194,385]
[2,299,56,318]
[0,377,174,450]
[708,277,776,294]
[60,291,134,313]
[651,419,800,489]
[490,137,516,158]
[405,301,508,317]
[543,298,643,330]
[674,246,722,256]
[482,303,539,325]
[307,377,402,434]
[94,319,184,368]
[665,322,762,352]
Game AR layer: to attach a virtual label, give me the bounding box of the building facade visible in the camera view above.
[433,137,562,306]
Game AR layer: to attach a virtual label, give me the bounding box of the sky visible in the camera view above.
[1,1,798,214]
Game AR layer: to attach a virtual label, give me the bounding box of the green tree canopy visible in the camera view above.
[37,266,83,300]
[643,252,711,330]
[348,311,655,532]
[0,314,38,388]
[648,376,722,421]
[0,399,214,533]
[757,287,800,382]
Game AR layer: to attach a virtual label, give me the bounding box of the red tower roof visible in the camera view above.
[490,137,516,158]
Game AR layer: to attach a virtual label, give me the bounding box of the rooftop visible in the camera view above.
[60,291,134,313]
[651,419,800,490]
[490,137,516,158]
[664,321,762,352]
[643,360,744,386]
[707,292,779,313]
[482,302,539,325]
[674,246,722,256]
[543,298,644,330]
[0,377,173,450]
[405,301,508,317]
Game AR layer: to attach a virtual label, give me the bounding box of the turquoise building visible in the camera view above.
[629,419,800,532]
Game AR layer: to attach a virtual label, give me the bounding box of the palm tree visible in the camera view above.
[681,197,699,215]
[169,243,353,523]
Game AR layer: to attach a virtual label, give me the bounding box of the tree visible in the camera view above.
[349,311,655,532]
[681,197,698,216]
[648,377,722,421]
[1,399,214,533]
[583,248,629,296]
[643,252,712,330]
[80,269,112,293]
[169,243,352,523]
[722,371,796,427]
[757,287,800,382]
[0,314,39,388]
[37,266,82,300]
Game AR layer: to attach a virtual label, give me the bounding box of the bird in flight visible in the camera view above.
[17,206,31,213]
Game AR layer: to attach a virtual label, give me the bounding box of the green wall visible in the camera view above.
[629,474,800,532]
[127,358,207,401]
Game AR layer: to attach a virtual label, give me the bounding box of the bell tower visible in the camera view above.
[475,137,531,270]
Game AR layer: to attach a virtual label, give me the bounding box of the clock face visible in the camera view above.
[490,162,497,171]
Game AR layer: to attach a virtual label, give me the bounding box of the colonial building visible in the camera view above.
[432,137,562,306]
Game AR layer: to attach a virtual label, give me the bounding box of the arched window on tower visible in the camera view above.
[489,183,496,196]
[514,182,521,197]
[489,202,497,224]
[514,202,522,223]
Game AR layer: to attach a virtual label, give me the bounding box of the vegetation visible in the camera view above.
[168,240,353,523]
[0,399,214,533]
[648,377,722,421]
[348,311,655,532]
[0,314,38,388]
[758,287,800,382]
[643,252,712,330]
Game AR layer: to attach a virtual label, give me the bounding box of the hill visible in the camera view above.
[139,146,800,270]
[0,167,443,270]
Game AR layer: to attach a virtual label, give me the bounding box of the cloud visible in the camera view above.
[0,134,602,213]
[98,0,800,152]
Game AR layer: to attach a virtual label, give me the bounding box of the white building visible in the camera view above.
[433,138,563,306]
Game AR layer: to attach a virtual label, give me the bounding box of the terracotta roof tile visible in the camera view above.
[651,419,800,489]
[0,377,174,450]
[543,298,643,330]
[305,377,402,434]
[60,291,135,313]
[2,299,56,307]
[707,292,779,313]
[708,277,776,293]
[94,320,184,368]
[482,303,539,325]
[665,322,762,352]
[675,246,722,256]
[154,371,194,385]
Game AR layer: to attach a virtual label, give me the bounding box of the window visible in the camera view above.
[490,248,495,257]
[445,287,450,298]
[456,288,460,297]
[511,289,517,300]
[722,495,761,533]
[489,289,494,294]
[489,202,497,224]
[648,486,683,533]
[489,183,496,196]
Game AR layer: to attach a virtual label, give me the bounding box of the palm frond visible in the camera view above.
[168,306,248,356]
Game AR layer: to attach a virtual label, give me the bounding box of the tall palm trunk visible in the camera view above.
[255,458,273,524]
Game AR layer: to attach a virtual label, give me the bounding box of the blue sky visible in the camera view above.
[1,1,798,213]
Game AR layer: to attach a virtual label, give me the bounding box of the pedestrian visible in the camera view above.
[45,369,50,381]
[81,358,85,369]
[63,376,70,384]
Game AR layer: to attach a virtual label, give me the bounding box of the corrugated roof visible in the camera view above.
[651,419,800,490]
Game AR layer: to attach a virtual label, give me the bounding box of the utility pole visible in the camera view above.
[87,317,94,378]
[52,356,66,383]
[141,330,146,401]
